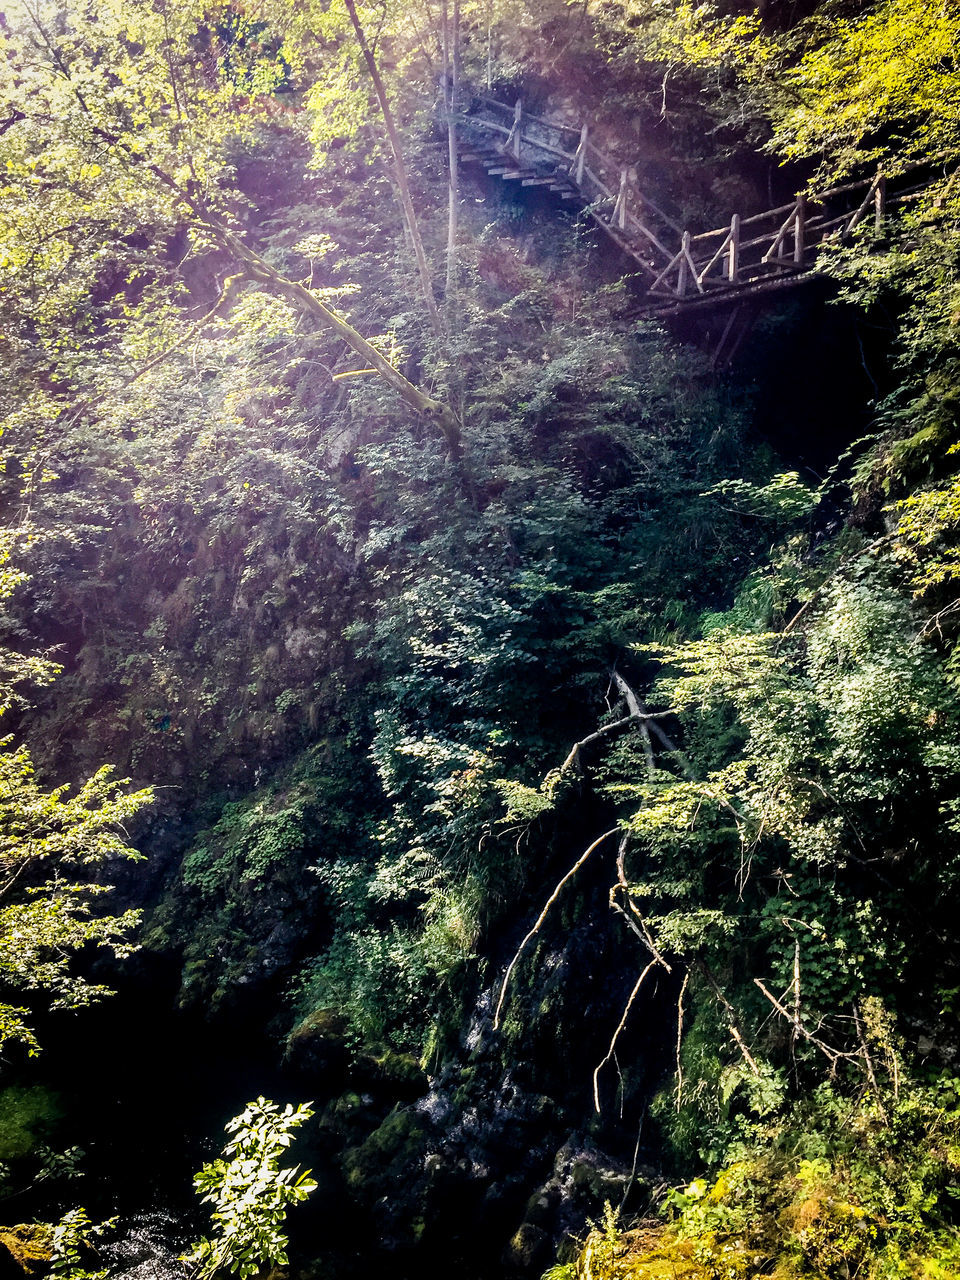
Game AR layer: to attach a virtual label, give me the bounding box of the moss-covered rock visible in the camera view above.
[505,1221,552,1272]
[341,1106,429,1198]
[0,1226,53,1280]
[284,1008,350,1082]
[0,1089,62,1162]
[569,1157,629,1204]
[571,1224,709,1280]
[351,1045,428,1099]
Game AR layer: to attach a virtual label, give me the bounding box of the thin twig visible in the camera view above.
[618,1114,645,1215]
[62,273,246,430]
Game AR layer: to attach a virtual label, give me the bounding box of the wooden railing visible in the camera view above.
[649,173,893,301]
[459,93,680,274]
[457,91,931,310]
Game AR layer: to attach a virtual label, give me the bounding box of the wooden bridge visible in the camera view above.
[456,92,928,317]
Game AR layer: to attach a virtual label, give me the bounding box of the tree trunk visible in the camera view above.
[443,0,460,301]
[41,29,460,457]
[342,0,444,338]
[214,223,461,456]
[485,0,493,89]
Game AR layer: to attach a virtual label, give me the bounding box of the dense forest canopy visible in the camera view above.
[1,0,960,1276]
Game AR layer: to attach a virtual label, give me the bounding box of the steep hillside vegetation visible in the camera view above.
[1,0,959,1276]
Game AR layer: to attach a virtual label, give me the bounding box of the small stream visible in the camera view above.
[101,1211,193,1280]
[11,947,630,1280]
[1,924,671,1280]
[20,956,366,1280]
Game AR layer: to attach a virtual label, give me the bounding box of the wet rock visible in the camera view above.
[507,1137,657,1259]
[325,900,670,1272]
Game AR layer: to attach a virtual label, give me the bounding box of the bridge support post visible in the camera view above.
[678,230,692,295]
[507,99,523,160]
[727,213,740,282]
[571,123,588,186]
[794,194,806,265]
[875,175,886,231]
[614,167,629,229]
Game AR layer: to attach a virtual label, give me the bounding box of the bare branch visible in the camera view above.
[674,970,689,1111]
[611,671,697,776]
[853,1002,880,1095]
[493,827,619,1030]
[697,961,762,1077]
[343,0,444,338]
[593,959,659,1112]
[753,977,860,1072]
[559,700,680,775]
[609,837,672,972]
[561,715,635,773]
[0,110,25,136]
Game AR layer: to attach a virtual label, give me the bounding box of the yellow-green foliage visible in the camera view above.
[627,0,960,182]
[768,0,960,177]
[896,471,960,597]
[0,746,150,1053]
[560,1223,709,1280]
[560,1089,960,1280]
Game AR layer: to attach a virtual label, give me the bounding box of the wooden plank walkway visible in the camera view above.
[456,91,927,314]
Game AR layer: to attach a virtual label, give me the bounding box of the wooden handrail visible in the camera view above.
[472,91,582,133]
[460,115,510,136]
[521,137,574,164]
[581,165,616,203]
[457,89,941,309]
